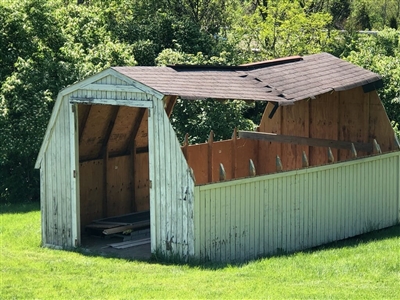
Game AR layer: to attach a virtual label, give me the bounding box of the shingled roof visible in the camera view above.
[112,52,382,105]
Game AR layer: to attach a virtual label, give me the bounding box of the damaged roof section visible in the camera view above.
[113,52,382,105]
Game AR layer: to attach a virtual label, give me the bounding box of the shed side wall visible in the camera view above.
[149,97,195,259]
[193,151,400,262]
[41,94,77,248]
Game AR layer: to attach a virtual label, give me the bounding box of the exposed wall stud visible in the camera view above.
[394,133,400,150]
[351,143,357,158]
[302,151,309,168]
[373,139,382,154]
[328,147,335,163]
[276,156,283,172]
[219,163,226,181]
[249,159,256,177]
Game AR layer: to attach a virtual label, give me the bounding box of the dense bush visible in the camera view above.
[1,0,399,204]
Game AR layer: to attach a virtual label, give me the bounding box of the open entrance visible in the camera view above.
[77,104,151,257]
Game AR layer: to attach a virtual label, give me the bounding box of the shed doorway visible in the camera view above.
[76,103,151,254]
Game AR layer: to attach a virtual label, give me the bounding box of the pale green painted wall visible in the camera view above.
[193,151,400,262]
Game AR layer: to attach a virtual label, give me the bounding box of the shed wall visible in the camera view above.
[149,97,195,259]
[193,151,400,262]
[40,94,79,248]
[258,89,395,172]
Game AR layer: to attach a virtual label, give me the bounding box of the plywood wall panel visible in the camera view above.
[186,144,208,185]
[79,159,104,229]
[107,106,141,155]
[338,87,369,160]
[309,93,339,166]
[212,140,233,181]
[368,91,395,152]
[280,102,309,170]
[235,139,258,178]
[258,102,282,174]
[106,155,133,217]
[135,152,150,212]
[79,105,114,160]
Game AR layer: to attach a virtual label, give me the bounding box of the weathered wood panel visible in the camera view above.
[149,96,195,260]
[41,94,77,248]
[193,151,400,263]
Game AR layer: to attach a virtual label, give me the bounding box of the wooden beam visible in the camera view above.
[164,95,177,117]
[249,159,256,177]
[102,220,150,235]
[70,97,153,108]
[276,156,283,172]
[328,147,335,163]
[373,139,382,154]
[125,108,146,154]
[101,106,120,157]
[239,131,373,152]
[219,163,226,181]
[351,143,357,158]
[302,151,309,168]
[103,148,109,218]
[130,141,137,212]
[78,105,91,144]
[394,133,400,150]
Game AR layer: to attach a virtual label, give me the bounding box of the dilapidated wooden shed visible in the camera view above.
[35,52,400,262]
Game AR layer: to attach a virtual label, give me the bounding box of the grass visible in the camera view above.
[1,203,399,299]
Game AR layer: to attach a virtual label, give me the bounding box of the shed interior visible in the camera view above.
[77,87,396,233]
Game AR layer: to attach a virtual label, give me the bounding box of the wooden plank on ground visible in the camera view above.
[107,238,151,249]
[102,220,150,235]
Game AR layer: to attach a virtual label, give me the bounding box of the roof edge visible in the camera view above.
[168,56,303,71]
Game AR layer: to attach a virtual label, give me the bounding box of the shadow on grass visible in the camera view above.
[70,224,400,270]
[0,202,40,214]
[147,224,400,269]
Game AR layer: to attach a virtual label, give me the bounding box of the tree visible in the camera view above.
[343,29,400,126]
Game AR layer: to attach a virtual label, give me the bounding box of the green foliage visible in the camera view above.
[0,0,136,204]
[229,0,335,59]
[343,29,400,125]
[1,0,400,204]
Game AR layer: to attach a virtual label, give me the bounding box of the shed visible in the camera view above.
[35,52,400,262]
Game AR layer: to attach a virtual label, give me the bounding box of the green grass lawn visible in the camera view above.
[1,203,399,299]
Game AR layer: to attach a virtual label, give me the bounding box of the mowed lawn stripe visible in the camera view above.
[1,203,399,299]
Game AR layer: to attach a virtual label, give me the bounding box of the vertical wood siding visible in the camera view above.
[41,95,77,248]
[149,97,195,260]
[193,151,400,262]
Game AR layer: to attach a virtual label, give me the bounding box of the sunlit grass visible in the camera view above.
[1,203,399,299]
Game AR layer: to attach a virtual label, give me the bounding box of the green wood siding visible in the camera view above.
[193,152,400,262]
